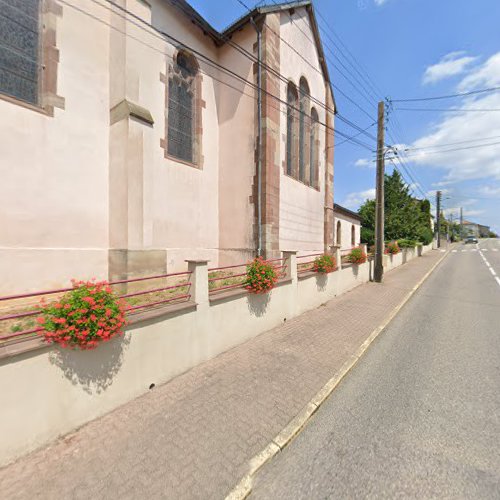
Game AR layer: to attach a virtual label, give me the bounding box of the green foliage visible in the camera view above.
[312,254,337,273]
[397,239,417,248]
[360,226,375,246]
[415,226,434,245]
[346,247,367,264]
[358,171,433,246]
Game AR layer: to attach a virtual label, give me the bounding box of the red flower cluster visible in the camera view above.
[346,247,367,264]
[37,279,126,350]
[385,241,400,255]
[312,254,337,273]
[245,257,279,294]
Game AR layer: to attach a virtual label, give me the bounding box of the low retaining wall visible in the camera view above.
[0,245,432,466]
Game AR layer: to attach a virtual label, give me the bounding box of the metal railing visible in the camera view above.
[208,257,288,295]
[296,253,323,274]
[0,271,192,344]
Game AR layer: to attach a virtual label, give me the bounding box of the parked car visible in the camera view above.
[464,236,478,244]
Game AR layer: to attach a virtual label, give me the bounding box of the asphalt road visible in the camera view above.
[251,240,500,499]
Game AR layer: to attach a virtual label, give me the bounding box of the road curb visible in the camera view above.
[225,248,451,500]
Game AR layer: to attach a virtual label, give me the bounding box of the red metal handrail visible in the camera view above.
[0,309,41,323]
[126,294,191,312]
[208,263,248,272]
[210,283,247,293]
[119,282,191,299]
[296,253,323,259]
[0,271,194,343]
[0,271,193,303]
[208,272,247,283]
[0,327,44,342]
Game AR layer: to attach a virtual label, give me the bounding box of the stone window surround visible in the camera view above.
[283,78,320,192]
[0,0,65,117]
[160,49,205,170]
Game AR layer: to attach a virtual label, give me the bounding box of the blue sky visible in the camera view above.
[189,0,500,233]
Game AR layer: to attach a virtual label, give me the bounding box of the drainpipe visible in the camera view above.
[251,17,263,257]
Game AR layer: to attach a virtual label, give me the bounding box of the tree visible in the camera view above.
[359,170,433,246]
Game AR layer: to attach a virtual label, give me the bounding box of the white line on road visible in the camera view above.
[479,250,500,290]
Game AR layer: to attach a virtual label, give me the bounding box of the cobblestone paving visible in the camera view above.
[0,251,444,500]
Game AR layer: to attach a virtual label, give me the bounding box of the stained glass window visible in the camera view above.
[0,0,40,105]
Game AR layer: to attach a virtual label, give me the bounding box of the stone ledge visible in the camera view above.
[110,99,154,126]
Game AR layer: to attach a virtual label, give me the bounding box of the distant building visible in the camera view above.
[333,204,361,251]
[463,220,490,238]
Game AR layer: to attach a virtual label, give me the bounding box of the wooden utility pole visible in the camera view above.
[436,191,442,248]
[460,207,463,240]
[374,101,385,283]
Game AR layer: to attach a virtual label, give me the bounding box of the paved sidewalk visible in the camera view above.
[0,251,445,500]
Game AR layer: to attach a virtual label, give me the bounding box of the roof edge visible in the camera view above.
[333,203,361,221]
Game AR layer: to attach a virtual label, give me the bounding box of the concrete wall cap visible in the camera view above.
[110,99,154,126]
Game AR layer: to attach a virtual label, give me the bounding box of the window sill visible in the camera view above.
[0,92,50,117]
[165,153,202,170]
[283,172,320,191]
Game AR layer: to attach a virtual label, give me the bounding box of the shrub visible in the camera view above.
[397,239,418,249]
[385,241,400,255]
[312,254,337,273]
[245,257,279,293]
[37,280,126,350]
[346,247,367,264]
[360,227,375,246]
[416,226,434,245]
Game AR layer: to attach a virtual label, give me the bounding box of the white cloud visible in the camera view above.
[432,180,456,187]
[463,209,485,217]
[422,51,478,85]
[374,0,389,5]
[343,188,376,210]
[479,185,500,196]
[407,52,500,182]
[458,52,500,91]
[354,158,374,168]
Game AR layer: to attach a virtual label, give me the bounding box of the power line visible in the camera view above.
[313,7,383,101]
[336,122,376,147]
[389,140,500,158]
[265,0,379,109]
[171,0,378,143]
[396,107,500,112]
[390,86,500,103]
[58,0,375,152]
[404,134,500,151]
[232,0,376,121]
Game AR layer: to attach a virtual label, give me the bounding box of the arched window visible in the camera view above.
[167,50,199,164]
[310,107,319,188]
[298,77,310,183]
[336,220,342,246]
[286,82,298,176]
[351,225,356,246]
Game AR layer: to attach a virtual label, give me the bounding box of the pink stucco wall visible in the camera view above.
[334,213,361,251]
[0,1,336,294]
[217,26,257,266]
[0,1,110,293]
[278,9,330,254]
